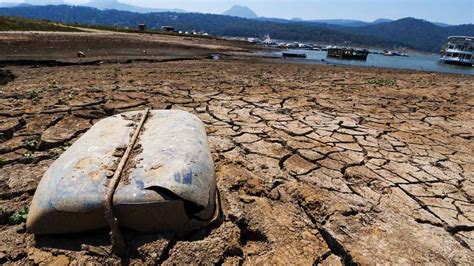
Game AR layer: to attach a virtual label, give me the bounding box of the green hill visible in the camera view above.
[0,16,81,31]
[345,18,474,53]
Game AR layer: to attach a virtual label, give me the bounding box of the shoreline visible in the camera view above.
[255,49,474,76]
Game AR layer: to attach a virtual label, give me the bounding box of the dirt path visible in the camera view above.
[0,56,473,264]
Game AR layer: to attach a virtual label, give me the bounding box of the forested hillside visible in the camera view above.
[1,5,472,52]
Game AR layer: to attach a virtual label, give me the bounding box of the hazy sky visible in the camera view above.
[2,0,473,24]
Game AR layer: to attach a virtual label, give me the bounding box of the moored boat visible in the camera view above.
[282,52,307,58]
[440,36,473,67]
[327,47,369,60]
[383,50,409,57]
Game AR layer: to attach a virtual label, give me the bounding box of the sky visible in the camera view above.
[2,0,473,24]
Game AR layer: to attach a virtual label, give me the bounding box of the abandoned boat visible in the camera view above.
[440,36,473,67]
[27,110,218,235]
[327,47,369,60]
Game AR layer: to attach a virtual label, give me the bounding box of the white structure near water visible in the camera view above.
[440,36,473,67]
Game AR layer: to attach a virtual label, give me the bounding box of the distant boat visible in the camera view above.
[383,50,409,57]
[262,34,275,45]
[439,36,473,67]
[327,47,369,60]
[282,52,307,58]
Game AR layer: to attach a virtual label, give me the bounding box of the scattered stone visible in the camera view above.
[0,118,26,140]
[0,69,15,85]
[239,195,256,204]
[39,117,90,150]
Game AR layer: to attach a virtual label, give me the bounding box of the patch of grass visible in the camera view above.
[368,78,396,86]
[47,79,59,89]
[9,207,29,225]
[27,89,40,103]
[49,142,71,156]
[0,16,82,32]
[0,157,7,166]
[22,150,32,158]
[60,142,71,152]
[68,91,78,99]
[25,138,39,151]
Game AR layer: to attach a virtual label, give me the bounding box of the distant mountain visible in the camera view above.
[432,22,452,27]
[222,5,258,19]
[83,0,186,13]
[24,0,66,4]
[0,1,60,7]
[257,17,395,28]
[307,18,393,27]
[343,17,474,52]
[0,0,186,13]
[373,18,393,24]
[308,19,370,27]
[0,2,26,7]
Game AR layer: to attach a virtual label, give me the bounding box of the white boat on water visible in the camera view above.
[440,36,473,67]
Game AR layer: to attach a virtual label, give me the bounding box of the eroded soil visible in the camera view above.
[0,31,255,62]
[0,33,473,264]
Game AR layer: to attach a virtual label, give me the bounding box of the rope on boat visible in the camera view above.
[104,108,150,255]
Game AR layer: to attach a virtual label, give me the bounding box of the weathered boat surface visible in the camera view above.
[27,110,216,235]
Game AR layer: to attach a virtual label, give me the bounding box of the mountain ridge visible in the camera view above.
[0,0,186,13]
[0,2,458,27]
[83,0,186,13]
[222,5,258,19]
[0,5,470,53]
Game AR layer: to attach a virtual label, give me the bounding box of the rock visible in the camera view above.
[239,195,256,204]
[39,117,90,149]
[130,233,172,264]
[0,209,13,225]
[0,118,26,139]
[49,255,70,265]
[320,254,343,266]
[0,69,15,85]
[0,251,7,264]
[28,248,52,264]
[164,222,241,265]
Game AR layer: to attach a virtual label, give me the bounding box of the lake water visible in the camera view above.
[268,50,473,76]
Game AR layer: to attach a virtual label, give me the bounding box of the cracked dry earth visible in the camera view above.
[0,59,473,264]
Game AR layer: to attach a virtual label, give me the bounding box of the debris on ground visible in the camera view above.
[0,69,15,85]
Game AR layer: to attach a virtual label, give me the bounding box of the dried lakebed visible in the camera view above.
[0,59,473,264]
